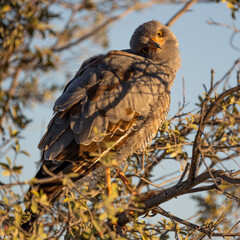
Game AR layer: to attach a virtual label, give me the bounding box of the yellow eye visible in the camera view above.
[141,47,148,53]
[157,30,163,37]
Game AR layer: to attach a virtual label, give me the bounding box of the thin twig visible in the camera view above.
[207,19,240,33]
[154,207,211,237]
[177,162,189,184]
[188,84,240,182]
[116,169,240,228]
[54,0,176,52]
[228,220,240,234]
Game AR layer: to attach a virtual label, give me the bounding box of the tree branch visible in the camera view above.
[188,83,240,182]
[53,0,168,52]
[166,0,198,27]
[115,169,240,228]
[153,207,212,237]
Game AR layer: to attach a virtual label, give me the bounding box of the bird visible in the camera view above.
[21,20,181,232]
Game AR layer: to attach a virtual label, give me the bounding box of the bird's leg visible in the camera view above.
[114,164,156,201]
[114,164,140,197]
[106,163,154,201]
[105,167,112,196]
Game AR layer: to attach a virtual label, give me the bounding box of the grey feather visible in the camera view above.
[22,20,182,233]
[39,21,181,160]
[44,128,74,160]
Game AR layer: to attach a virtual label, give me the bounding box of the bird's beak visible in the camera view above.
[150,37,163,49]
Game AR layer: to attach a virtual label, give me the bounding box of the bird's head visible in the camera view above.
[130,20,180,64]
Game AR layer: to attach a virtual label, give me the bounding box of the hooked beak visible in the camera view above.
[150,37,163,49]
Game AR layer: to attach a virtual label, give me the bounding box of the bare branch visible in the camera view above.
[207,19,240,33]
[116,169,240,228]
[53,0,172,52]
[188,81,240,182]
[153,207,212,237]
[166,0,198,27]
[177,162,189,184]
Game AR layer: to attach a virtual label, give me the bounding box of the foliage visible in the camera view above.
[1,0,240,239]
[1,64,239,239]
[222,0,240,18]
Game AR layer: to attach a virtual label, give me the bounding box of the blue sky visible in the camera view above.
[1,1,239,223]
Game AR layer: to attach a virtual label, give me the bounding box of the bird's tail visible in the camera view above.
[20,206,38,233]
[21,157,97,232]
[20,162,66,232]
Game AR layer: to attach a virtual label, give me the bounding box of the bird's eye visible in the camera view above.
[141,47,149,53]
[157,30,163,37]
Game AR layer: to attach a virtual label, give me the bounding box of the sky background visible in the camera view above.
[1,1,239,226]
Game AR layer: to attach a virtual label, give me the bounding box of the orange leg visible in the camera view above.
[105,167,112,196]
[114,164,156,201]
[115,167,140,197]
[105,164,139,197]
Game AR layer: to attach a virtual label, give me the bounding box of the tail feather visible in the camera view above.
[21,206,38,232]
[21,161,67,232]
[21,156,99,232]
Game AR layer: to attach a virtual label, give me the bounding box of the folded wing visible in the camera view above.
[36,50,170,199]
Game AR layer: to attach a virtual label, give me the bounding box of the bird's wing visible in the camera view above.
[36,50,170,195]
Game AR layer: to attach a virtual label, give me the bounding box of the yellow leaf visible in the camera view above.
[20,150,30,157]
[62,178,67,186]
[31,190,39,197]
[67,172,79,178]
[31,200,39,214]
[14,205,22,226]
[63,197,72,203]
[10,129,18,137]
[12,165,23,174]
[227,1,235,9]
[15,143,20,152]
[99,212,107,220]
[40,194,49,206]
[170,151,178,158]
[2,5,11,13]
[3,196,9,205]
[191,124,198,131]
[6,156,12,167]
[93,220,103,234]
[2,170,11,176]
